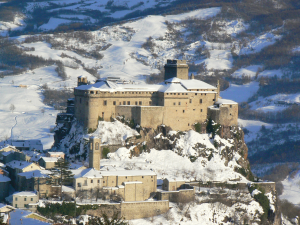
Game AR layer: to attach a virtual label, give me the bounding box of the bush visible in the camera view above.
[102,147,110,159]
[194,122,202,133]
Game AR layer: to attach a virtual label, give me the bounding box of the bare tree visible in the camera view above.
[9,104,15,113]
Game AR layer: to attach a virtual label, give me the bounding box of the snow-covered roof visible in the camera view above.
[6,160,36,170]
[18,170,51,179]
[180,79,217,90]
[73,168,156,179]
[13,191,37,196]
[1,151,14,156]
[75,78,216,93]
[0,175,10,182]
[2,140,43,151]
[215,99,238,105]
[62,185,75,193]
[40,157,59,162]
[9,209,50,225]
[123,181,143,185]
[159,83,187,93]
[47,152,64,155]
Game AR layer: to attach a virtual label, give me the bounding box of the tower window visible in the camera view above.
[91,180,93,183]
[178,102,181,105]
[127,101,130,105]
[201,109,203,112]
[103,100,107,106]
[123,101,126,105]
[200,99,202,103]
[113,101,116,105]
[139,101,142,105]
[230,105,232,108]
[183,110,185,113]
[95,142,99,150]
[135,101,138,105]
[189,99,192,103]
[173,102,176,105]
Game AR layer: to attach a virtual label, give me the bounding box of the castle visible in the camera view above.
[74,59,238,131]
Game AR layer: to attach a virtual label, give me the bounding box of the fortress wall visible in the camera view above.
[121,201,169,220]
[140,107,164,128]
[115,106,141,123]
[158,189,195,203]
[208,104,238,126]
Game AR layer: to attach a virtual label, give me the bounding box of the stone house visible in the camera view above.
[38,157,59,169]
[46,151,65,159]
[6,160,41,188]
[162,178,186,191]
[0,175,10,202]
[74,59,238,131]
[12,191,39,212]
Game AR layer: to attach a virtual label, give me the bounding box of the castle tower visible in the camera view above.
[89,136,101,170]
[77,76,88,87]
[164,59,189,80]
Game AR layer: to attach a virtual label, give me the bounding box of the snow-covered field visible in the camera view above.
[220,82,259,103]
[281,170,300,207]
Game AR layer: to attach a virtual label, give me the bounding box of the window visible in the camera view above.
[193,109,195,111]
[113,101,116,105]
[195,93,197,95]
[201,109,203,112]
[183,110,185,113]
[189,99,192,103]
[15,204,17,207]
[135,101,138,105]
[31,198,33,201]
[230,105,232,108]
[77,183,81,187]
[91,180,93,183]
[125,176,127,179]
[84,180,87,186]
[98,180,100,183]
[95,142,99,150]
[127,101,130,105]
[213,99,215,101]
[182,93,184,95]
[142,176,144,178]
[103,181,105,183]
[112,181,114,183]
[24,198,26,201]
[178,102,181,105]
[167,93,169,95]
[149,101,152,105]
[103,100,107,105]
[200,99,202,103]
[173,102,176,106]
[15,197,18,201]
[139,101,142,105]
[197,89,199,91]
[123,101,126,105]
[151,176,153,178]
[80,98,82,104]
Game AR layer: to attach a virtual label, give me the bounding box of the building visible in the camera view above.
[38,157,59,169]
[6,161,41,188]
[12,191,39,212]
[0,175,10,201]
[2,140,43,151]
[74,59,238,131]
[46,152,65,159]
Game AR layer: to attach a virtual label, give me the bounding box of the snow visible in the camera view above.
[0,15,26,36]
[238,119,272,142]
[232,65,262,78]
[220,82,259,103]
[281,170,300,207]
[91,120,139,145]
[18,170,51,179]
[248,93,300,112]
[215,99,238,105]
[39,18,73,31]
[6,160,37,170]
[0,175,10,182]
[13,191,37,196]
[238,32,281,55]
[9,209,50,225]
[105,130,247,183]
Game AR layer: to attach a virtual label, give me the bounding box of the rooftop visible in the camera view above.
[6,160,37,170]
[13,191,37,196]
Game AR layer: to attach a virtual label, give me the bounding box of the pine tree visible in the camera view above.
[48,158,74,199]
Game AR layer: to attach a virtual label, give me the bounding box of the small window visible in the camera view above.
[201,109,203,112]
[113,101,116,105]
[31,198,33,201]
[112,181,114,183]
[78,183,81,187]
[103,100,107,106]
[15,204,17,208]
[183,110,185,113]
[149,101,152,105]
[213,99,215,101]
[142,176,144,178]
[123,101,126,105]
[84,180,87,186]
[193,109,195,111]
[139,101,142,105]
[91,180,93,183]
[173,102,176,106]
[125,176,127,179]
[167,93,169,95]
[15,197,18,201]
[188,123,190,126]
[230,105,232,108]
[98,180,100,183]
[189,99,192,103]
[103,181,105,183]
[195,93,197,95]
[80,98,82,104]
[151,176,153,178]
[197,89,199,91]
[200,99,202,103]
[135,101,138,105]
[24,198,26,201]
[178,102,181,105]
[127,101,130,105]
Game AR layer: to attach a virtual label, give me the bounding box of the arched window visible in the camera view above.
[95,142,99,150]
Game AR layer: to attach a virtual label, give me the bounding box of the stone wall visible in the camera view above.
[85,201,169,220]
[120,200,169,220]
[157,189,195,203]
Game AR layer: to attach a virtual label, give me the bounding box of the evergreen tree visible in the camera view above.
[48,158,74,199]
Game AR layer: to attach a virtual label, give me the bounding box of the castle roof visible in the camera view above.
[215,99,238,105]
[75,78,217,93]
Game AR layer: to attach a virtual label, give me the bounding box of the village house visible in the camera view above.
[12,191,39,212]
[74,59,238,131]
[6,160,41,188]
[46,151,65,159]
[38,157,59,169]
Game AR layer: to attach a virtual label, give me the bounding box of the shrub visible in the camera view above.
[102,147,110,159]
[194,122,202,133]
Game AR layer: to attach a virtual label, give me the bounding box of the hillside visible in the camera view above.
[1,0,300,223]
